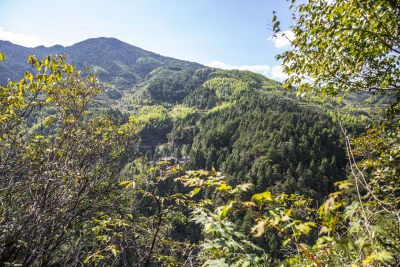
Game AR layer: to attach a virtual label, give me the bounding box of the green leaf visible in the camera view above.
[191,187,201,196]
[295,222,316,234]
[273,21,280,31]
[374,250,394,263]
[111,248,117,257]
[251,191,274,205]
[363,250,394,265]
[84,255,93,263]
[217,201,234,219]
[344,201,359,220]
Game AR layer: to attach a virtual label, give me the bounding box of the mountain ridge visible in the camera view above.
[0,35,387,235]
[0,37,199,64]
[0,37,203,85]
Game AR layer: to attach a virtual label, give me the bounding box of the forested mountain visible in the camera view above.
[0,28,397,266]
[0,38,202,103]
[0,37,387,205]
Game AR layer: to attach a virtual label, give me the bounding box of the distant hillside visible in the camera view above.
[1,38,394,257]
[0,38,202,103]
[0,38,391,197]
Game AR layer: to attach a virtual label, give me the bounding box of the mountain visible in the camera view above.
[0,37,202,103]
[0,37,393,263]
[0,38,388,202]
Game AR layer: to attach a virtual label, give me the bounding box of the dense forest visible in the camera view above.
[1,0,400,266]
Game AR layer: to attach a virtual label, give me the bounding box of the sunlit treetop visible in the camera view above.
[276,0,400,100]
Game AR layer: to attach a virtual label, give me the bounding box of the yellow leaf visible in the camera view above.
[285,208,292,217]
[119,180,135,189]
[217,183,232,191]
[251,191,274,205]
[125,182,135,189]
[362,258,372,265]
[191,187,201,196]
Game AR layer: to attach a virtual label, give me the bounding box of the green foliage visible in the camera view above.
[177,170,266,266]
[277,0,400,100]
[183,95,346,202]
[203,77,251,101]
[134,57,162,76]
[2,26,398,265]
[205,102,232,115]
[0,54,198,266]
[249,0,400,265]
[86,162,198,266]
[178,167,399,266]
[0,37,202,106]
[136,105,169,124]
[170,105,195,120]
[146,67,205,103]
[135,105,173,150]
[0,54,138,265]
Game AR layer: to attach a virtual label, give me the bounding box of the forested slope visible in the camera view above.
[0,38,387,202]
[0,32,395,265]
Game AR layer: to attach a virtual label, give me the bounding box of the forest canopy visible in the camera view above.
[0,0,400,266]
[277,0,400,100]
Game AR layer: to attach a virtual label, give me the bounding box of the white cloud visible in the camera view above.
[270,65,288,81]
[208,61,271,76]
[207,61,287,82]
[0,27,53,47]
[269,30,294,48]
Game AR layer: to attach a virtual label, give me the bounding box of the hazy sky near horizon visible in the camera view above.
[0,0,294,80]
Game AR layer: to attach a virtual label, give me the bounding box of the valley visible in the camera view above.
[0,33,397,266]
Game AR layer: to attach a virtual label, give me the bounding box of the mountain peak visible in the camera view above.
[0,37,202,85]
[72,37,127,46]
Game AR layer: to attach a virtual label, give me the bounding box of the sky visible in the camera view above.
[0,0,294,81]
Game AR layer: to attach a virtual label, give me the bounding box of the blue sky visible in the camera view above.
[0,0,294,80]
